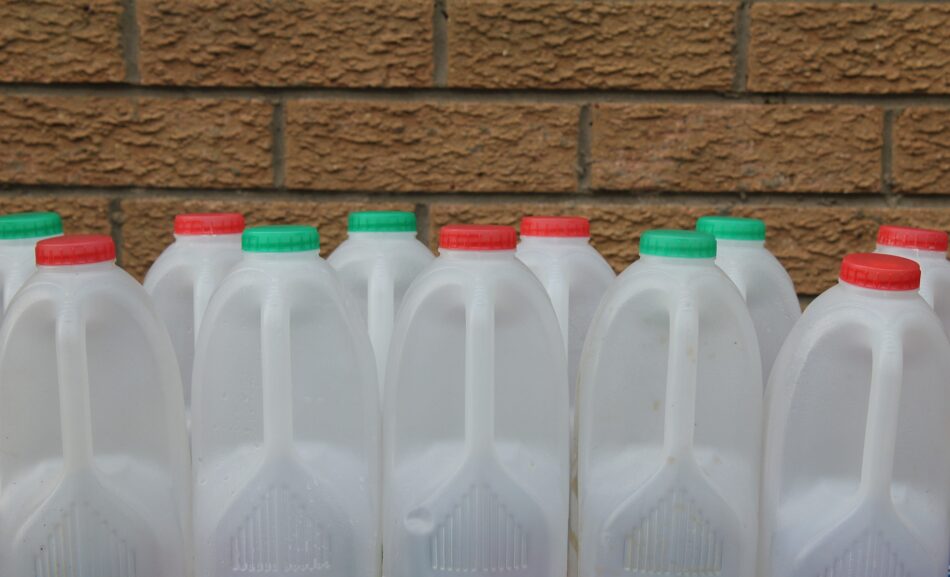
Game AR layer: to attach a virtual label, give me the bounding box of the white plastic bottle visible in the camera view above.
[0,234,192,577]
[0,211,62,317]
[192,225,380,577]
[578,230,763,577]
[760,253,950,577]
[384,224,569,577]
[144,212,245,425]
[697,216,800,382]
[875,224,950,335]
[515,215,615,414]
[328,210,433,391]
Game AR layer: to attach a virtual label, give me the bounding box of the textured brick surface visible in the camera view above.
[749,3,950,94]
[0,194,112,235]
[286,101,579,192]
[449,0,736,90]
[591,104,883,193]
[138,0,432,87]
[894,108,950,194]
[0,96,273,188]
[120,197,419,279]
[0,0,124,83]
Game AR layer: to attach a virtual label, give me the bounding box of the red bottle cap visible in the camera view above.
[839,253,920,291]
[174,213,245,236]
[521,216,590,238]
[877,225,948,252]
[439,225,517,251]
[36,235,116,266]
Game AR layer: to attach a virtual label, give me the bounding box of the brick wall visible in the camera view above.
[2,0,949,295]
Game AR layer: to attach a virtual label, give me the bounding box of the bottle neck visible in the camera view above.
[638,255,717,268]
[242,250,319,264]
[837,279,919,302]
[346,231,419,241]
[438,248,516,261]
[715,239,766,250]
[518,235,590,249]
[174,233,242,247]
[876,243,947,261]
[38,261,117,274]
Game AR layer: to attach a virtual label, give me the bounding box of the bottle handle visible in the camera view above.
[55,304,95,475]
[464,277,496,460]
[261,284,294,456]
[545,266,570,356]
[661,291,700,460]
[191,270,217,348]
[367,261,395,391]
[858,329,904,502]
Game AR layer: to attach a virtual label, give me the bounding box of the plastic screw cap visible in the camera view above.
[640,230,717,259]
[348,211,417,233]
[174,213,245,236]
[0,212,63,240]
[877,225,948,252]
[839,253,920,291]
[521,216,590,237]
[243,226,319,253]
[696,216,766,241]
[439,224,517,251]
[36,235,116,266]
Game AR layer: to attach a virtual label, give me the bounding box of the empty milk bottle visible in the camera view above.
[875,224,950,335]
[515,216,615,414]
[328,211,433,390]
[384,224,569,577]
[0,235,192,577]
[0,211,62,317]
[760,253,950,577]
[145,212,245,425]
[578,230,763,577]
[696,216,800,382]
[192,225,380,577]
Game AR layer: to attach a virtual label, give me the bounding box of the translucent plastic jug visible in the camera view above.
[697,216,800,382]
[0,235,192,577]
[578,230,763,577]
[875,224,950,335]
[192,226,380,577]
[328,211,433,391]
[144,212,245,425]
[760,253,950,577]
[515,216,614,414]
[384,225,569,577]
[0,211,62,317]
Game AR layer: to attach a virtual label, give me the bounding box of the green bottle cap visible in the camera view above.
[696,216,766,241]
[640,230,717,259]
[348,211,417,233]
[242,225,319,253]
[0,212,63,240]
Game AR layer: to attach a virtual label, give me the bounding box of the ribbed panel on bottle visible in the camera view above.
[622,488,723,575]
[229,485,332,573]
[430,484,528,573]
[33,502,137,577]
[817,531,908,577]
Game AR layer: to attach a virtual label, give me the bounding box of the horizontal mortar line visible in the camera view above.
[1,82,950,107]
[0,184,930,206]
[753,0,950,4]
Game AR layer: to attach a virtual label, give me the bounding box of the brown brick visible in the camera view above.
[591,104,882,193]
[286,101,579,193]
[894,108,950,194]
[449,0,736,90]
[0,194,112,236]
[0,0,124,83]
[120,197,420,279]
[749,3,950,94]
[138,0,432,87]
[0,96,272,189]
